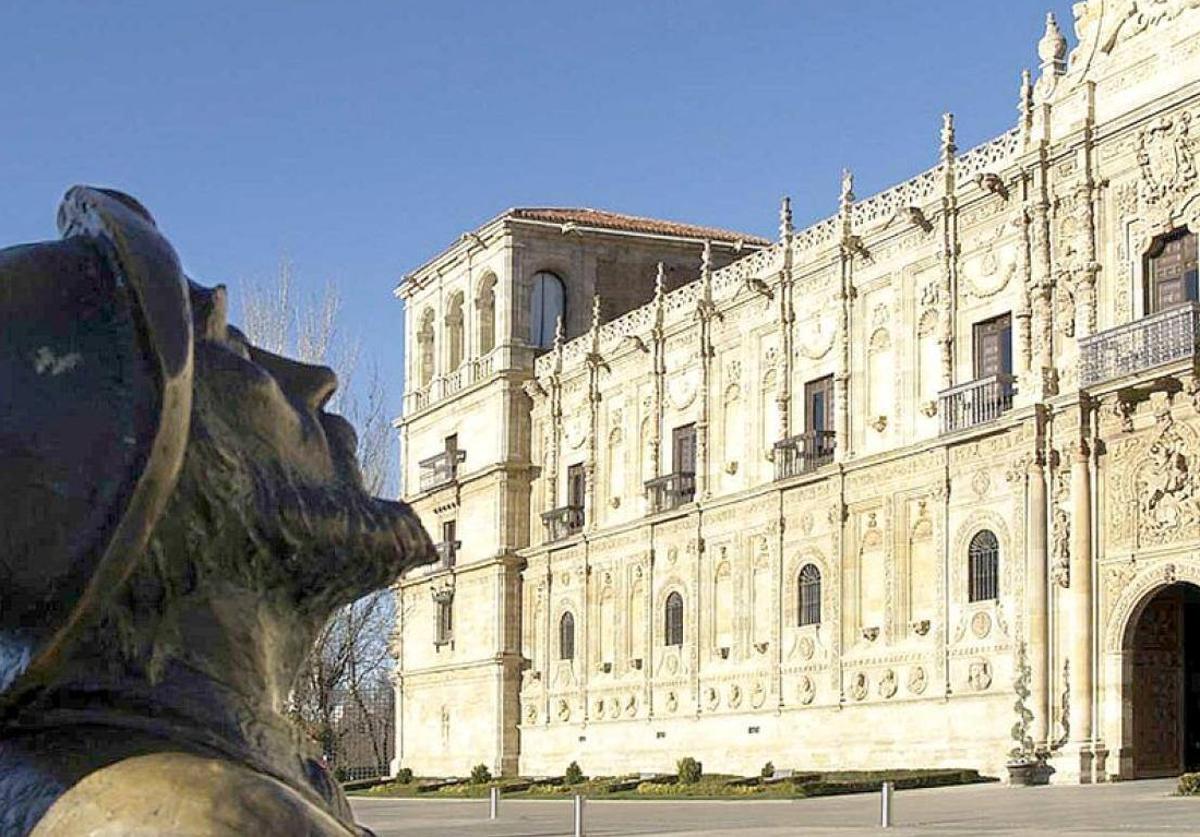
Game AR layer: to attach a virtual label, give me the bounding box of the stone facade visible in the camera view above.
[395,2,1200,783]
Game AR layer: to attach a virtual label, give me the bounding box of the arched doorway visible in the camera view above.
[1127,582,1200,777]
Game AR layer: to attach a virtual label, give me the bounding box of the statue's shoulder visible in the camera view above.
[31,751,357,836]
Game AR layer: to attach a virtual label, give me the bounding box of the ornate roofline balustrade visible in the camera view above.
[644,472,696,514]
[541,504,584,542]
[773,430,836,481]
[938,373,1016,435]
[1079,302,1200,389]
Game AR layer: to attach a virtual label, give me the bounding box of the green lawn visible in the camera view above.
[352,768,992,801]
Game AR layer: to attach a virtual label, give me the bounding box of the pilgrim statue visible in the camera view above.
[0,187,435,835]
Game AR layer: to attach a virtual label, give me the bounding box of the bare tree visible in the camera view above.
[240,259,397,778]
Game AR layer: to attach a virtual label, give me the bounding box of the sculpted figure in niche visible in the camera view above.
[0,188,435,835]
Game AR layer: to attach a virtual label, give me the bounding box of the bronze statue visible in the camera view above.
[0,187,435,835]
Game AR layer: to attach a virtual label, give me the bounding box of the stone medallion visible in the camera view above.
[878,669,897,699]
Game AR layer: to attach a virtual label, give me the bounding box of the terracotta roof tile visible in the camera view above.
[508,207,769,246]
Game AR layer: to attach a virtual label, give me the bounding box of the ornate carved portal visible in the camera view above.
[1129,583,1200,777]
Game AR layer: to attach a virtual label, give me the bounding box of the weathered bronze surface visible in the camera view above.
[0,188,435,835]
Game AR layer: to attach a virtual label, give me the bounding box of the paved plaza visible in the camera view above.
[350,778,1198,836]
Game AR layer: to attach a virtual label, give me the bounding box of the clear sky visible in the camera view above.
[1,0,1074,427]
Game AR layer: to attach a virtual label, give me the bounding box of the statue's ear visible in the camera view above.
[0,187,192,701]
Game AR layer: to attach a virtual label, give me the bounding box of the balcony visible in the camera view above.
[938,373,1016,434]
[1079,302,1200,389]
[644,472,696,514]
[773,430,836,480]
[418,448,466,492]
[542,504,584,542]
[433,539,459,571]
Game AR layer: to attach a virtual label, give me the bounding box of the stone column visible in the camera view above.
[1069,439,1094,746]
[1026,454,1050,746]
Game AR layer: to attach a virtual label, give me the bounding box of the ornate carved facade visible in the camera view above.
[395,3,1200,782]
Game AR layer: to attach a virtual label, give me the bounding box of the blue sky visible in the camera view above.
[2,1,1073,430]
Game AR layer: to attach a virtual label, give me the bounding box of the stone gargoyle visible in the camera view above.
[0,187,436,835]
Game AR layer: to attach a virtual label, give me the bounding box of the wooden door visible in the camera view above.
[1133,594,1185,777]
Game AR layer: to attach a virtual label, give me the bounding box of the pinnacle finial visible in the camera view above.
[553,314,564,351]
[701,239,713,276]
[840,169,855,210]
[779,196,793,240]
[591,294,601,330]
[1038,12,1067,76]
[940,112,956,162]
[654,262,666,299]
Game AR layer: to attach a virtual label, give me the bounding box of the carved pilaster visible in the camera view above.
[939,113,958,389]
[1068,437,1094,745]
[836,171,855,459]
[1026,452,1050,747]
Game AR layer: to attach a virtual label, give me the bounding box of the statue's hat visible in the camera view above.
[0,187,193,704]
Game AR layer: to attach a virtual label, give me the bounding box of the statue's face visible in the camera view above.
[154,284,434,620]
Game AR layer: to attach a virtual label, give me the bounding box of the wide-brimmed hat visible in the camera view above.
[0,187,192,706]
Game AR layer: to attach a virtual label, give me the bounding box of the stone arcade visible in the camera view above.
[393,2,1200,783]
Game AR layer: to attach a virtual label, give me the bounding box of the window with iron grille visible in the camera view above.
[968,530,999,602]
[798,563,822,626]
[559,611,575,660]
[664,591,684,647]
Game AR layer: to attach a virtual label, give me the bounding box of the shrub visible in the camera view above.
[396,767,414,784]
[1179,772,1200,795]
[470,763,493,785]
[565,761,585,784]
[677,756,702,784]
[761,761,775,779]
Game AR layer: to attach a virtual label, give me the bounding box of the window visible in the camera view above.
[440,519,458,568]
[559,611,575,660]
[972,314,1012,379]
[567,463,586,509]
[477,274,496,355]
[435,594,454,645]
[805,376,833,434]
[446,291,465,370]
[968,530,1000,602]
[530,271,565,349]
[1147,229,1199,313]
[417,309,436,388]
[798,564,822,626]
[672,424,697,475]
[664,591,684,647]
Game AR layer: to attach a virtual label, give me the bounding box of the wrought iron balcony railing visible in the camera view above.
[1079,302,1200,389]
[773,430,836,480]
[418,448,466,492]
[644,471,696,514]
[433,539,459,571]
[542,504,584,542]
[938,373,1016,435]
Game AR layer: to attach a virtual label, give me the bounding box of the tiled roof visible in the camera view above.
[508,207,770,246]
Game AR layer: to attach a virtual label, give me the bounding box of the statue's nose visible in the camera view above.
[249,347,338,412]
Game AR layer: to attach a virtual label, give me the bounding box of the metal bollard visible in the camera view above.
[489,785,499,820]
[880,781,893,828]
[573,793,585,837]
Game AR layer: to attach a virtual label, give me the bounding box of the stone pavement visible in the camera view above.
[350,778,1198,836]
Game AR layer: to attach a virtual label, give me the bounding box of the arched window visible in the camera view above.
[559,611,575,660]
[664,591,684,647]
[1146,228,1198,314]
[476,274,496,355]
[417,308,436,388]
[446,292,465,370]
[530,271,565,349]
[968,530,999,602]
[798,564,822,626]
